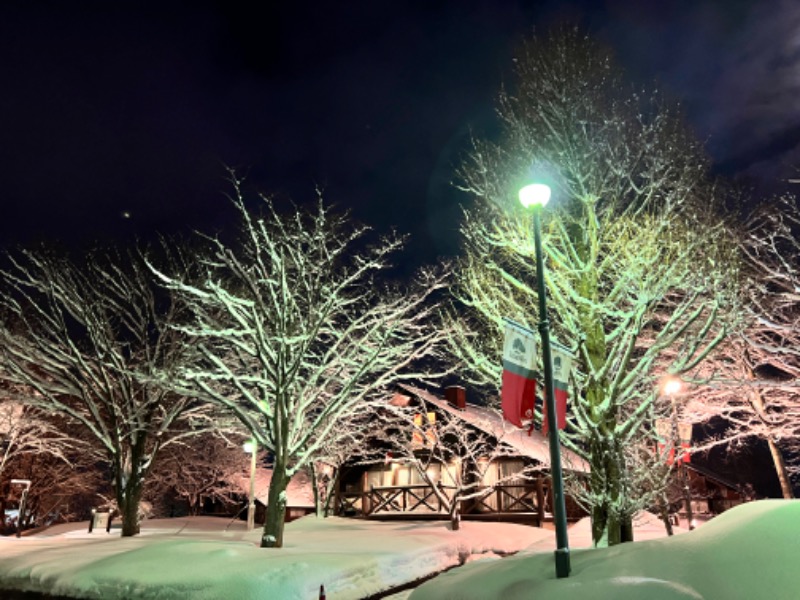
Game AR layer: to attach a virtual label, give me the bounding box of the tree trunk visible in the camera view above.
[750,385,795,499]
[620,515,634,543]
[766,437,794,499]
[310,465,323,518]
[119,485,143,537]
[659,492,674,536]
[449,503,461,531]
[116,460,145,537]
[591,503,621,547]
[589,439,623,547]
[114,438,149,537]
[324,470,341,518]
[261,459,289,548]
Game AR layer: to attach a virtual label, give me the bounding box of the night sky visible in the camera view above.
[3,0,799,262]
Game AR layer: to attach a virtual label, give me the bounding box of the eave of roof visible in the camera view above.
[685,462,741,491]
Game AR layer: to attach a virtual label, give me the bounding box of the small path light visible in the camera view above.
[244,440,258,531]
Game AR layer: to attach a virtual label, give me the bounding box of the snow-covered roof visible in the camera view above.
[397,384,590,473]
[234,468,315,508]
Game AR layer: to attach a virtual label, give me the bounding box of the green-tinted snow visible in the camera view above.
[410,500,800,600]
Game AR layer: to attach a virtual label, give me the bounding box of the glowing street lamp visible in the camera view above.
[662,377,682,397]
[518,180,571,578]
[243,440,258,531]
[518,182,552,209]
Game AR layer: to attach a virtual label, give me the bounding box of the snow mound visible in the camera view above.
[410,500,800,600]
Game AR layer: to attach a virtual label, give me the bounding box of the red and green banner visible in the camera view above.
[501,319,537,428]
[542,341,573,435]
[655,419,692,464]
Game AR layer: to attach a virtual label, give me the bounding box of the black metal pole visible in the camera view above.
[532,204,571,578]
[671,397,695,530]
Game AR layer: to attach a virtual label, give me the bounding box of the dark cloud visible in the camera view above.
[707,0,800,182]
[596,0,800,186]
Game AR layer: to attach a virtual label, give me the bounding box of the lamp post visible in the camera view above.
[662,377,694,531]
[519,182,571,578]
[244,440,258,531]
[10,479,31,538]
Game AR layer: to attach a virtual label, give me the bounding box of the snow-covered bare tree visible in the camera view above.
[0,245,211,536]
[681,194,800,497]
[567,423,677,537]
[307,405,389,518]
[145,430,248,516]
[153,178,450,548]
[1,437,104,532]
[449,27,740,546]
[0,395,98,531]
[0,394,85,484]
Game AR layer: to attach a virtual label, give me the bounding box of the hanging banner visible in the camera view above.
[655,418,675,464]
[655,419,692,464]
[501,319,537,428]
[678,421,692,464]
[542,340,573,435]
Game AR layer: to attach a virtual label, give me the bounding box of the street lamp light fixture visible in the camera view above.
[518,180,570,578]
[518,182,552,208]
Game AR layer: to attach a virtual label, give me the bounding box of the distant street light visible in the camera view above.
[662,377,682,397]
[518,180,571,578]
[243,440,258,531]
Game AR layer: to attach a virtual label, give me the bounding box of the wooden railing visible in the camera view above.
[336,481,553,524]
[466,484,545,514]
[369,484,455,514]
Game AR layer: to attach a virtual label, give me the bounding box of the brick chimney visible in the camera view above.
[445,385,466,410]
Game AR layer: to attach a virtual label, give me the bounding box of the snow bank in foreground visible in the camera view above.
[410,500,800,600]
[0,516,543,600]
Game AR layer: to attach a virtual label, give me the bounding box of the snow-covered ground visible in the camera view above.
[0,515,541,599]
[1,501,796,599]
[410,500,800,600]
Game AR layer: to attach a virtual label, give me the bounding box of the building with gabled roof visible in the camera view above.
[334,383,588,527]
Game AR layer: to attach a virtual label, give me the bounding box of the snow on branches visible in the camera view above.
[681,194,800,497]
[449,27,740,546]
[152,174,450,547]
[0,245,213,536]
